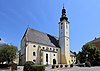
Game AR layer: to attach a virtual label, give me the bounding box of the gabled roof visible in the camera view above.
[88,37,100,44]
[88,37,100,50]
[23,28,60,48]
[90,37,100,43]
[0,43,6,47]
[70,52,75,57]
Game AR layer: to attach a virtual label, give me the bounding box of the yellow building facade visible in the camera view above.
[19,6,76,65]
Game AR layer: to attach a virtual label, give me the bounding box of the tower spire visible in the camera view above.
[60,4,68,21]
[63,3,64,9]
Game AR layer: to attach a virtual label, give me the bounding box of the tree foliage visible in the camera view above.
[0,44,18,64]
[77,43,100,66]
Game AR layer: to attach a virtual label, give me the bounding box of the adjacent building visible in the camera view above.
[19,6,76,65]
[89,37,100,50]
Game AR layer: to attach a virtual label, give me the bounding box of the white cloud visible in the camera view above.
[0,38,6,44]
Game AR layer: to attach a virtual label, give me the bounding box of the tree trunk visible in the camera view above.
[8,60,10,64]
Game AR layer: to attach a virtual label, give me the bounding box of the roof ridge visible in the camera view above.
[29,27,47,35]
[28,27,58,39]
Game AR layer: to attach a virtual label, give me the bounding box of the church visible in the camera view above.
[19,6,76,65]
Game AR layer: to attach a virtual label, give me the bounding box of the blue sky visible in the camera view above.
[0,0,100,53]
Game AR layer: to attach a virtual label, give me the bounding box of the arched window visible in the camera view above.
[56,49,58,51]
[33,59,36,62]
[46,54,48,62]
[53,59,56,64]
[43,47,45,49]
[50,48,52,50]
[61,23,63,29]
[33,52,36,56]
[33,45,36,47]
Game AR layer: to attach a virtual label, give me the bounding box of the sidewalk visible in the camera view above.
[46,66,100,71]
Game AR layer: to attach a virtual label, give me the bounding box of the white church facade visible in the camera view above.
[19,6,76,65]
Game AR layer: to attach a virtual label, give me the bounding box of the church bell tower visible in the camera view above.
[59,5,71,64]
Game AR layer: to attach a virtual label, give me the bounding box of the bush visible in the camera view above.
[52,65,55,69]
[65,65,68,67]
[0,64,9,68]
[24,61,45,71]
[70,64,73,67]
[24,61,34,65]
[97,61,100,66]
[85,61,91,67]
[24,61,34,71]
[60,64,63,68]
[56,65,59,68]
[31,65,45,71]
[92,60,100,66]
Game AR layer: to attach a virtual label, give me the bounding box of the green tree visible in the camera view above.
[94,50,100,65]
[0,44,18,64]
[0,44,7,63]
[5,45,18,64]
[77,43,100,66]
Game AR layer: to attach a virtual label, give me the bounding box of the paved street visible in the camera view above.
[46,66,100,71]
[0,66,100,71]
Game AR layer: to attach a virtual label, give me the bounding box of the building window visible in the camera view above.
[61,23,63,29]
[33,59,36,62]
[33,59,36,64]
[56,49,58,51]
[33,45,36,47]
[43,47,45,49]
[54,54,55,56]
[33,52,36,56]
[46,54,48,62]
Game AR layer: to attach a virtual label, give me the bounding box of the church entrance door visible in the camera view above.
[53,59,56,64]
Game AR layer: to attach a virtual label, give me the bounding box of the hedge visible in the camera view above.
[24,61,34,71]
[31,65,45,71]
[24,64,45,71]
[0,64,9,68]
